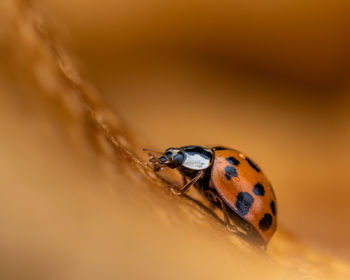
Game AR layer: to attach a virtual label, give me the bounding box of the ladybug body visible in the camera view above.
[145,145,277,246]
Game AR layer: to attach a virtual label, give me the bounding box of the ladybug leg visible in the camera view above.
[170,170,204,195]
[183,176,187,186]
[204,190,238,233]
[217,197,239,233]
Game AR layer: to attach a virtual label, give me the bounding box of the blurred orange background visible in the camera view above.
[1,1,350,277]
[39,0,350,258]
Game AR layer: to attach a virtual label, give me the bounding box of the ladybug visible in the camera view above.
[144,145,277,247]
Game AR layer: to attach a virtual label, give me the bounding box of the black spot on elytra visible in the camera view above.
[226,156,240,166]
[235,192,254,216]
[224,166,238,180]
[270,201,276,215]
[259,214,273,231]
[253,183,265,196]
[246,157,261,172]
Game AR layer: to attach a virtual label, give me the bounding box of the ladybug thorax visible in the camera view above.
[165,146,213,171]
[181,151,211,170]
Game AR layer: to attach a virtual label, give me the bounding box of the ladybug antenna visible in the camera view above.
[142,148,163,155]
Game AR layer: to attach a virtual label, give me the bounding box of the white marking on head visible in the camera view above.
[182,153,211,170]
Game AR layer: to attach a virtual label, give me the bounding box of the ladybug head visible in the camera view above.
[143,147,185,171]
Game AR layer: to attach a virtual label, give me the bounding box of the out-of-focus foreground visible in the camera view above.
[1,1,350,279]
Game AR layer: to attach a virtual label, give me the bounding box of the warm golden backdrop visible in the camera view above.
[41,0,350,258]
[1,1,350,279]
